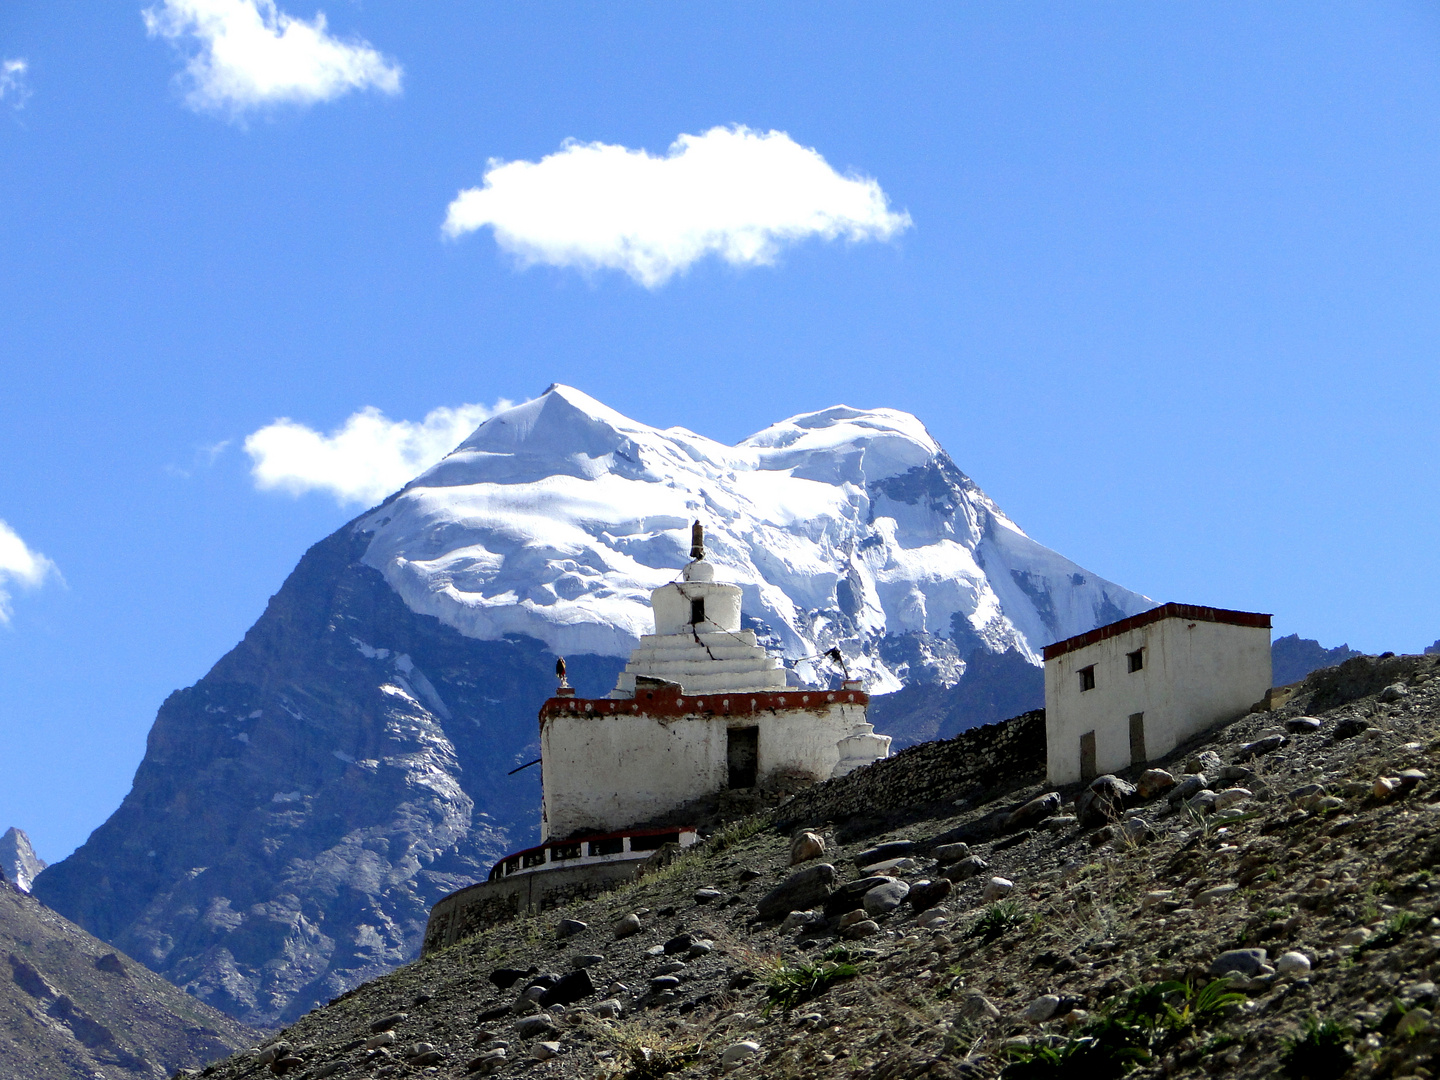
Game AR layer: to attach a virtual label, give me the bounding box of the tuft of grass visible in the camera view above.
[710,814,774,854]
[1360,909,1420,952]
[967,900,1027,942]
[1000,980,1244,1079]
[1280,1016,1354,1080]
[759,945,863,1015]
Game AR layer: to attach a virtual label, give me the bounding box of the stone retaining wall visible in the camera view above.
[773,710,1046,836]
[422,861,643,955]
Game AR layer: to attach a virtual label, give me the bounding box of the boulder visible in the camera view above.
[942,855,988,882]
[489,969,526,990]
[981,877,1014,903]
[906,878,952,913]
[853,841,914,867]
[823,876,893,916]
[1004,792,1060,831]
[789,832,826,865]
[1077,775,1136,827]
[1210,949,1268,977]
[931,842,971,863]
[756,864,837,920]
[612,914,642,939]
[721,1042,761,1071]
[1235,735,1286,762]
[1136,769,1176,800]
[1025,995,1061,1024]
[1166,774,1208,803]
[539,970,595,1008]
[862,880,910,916]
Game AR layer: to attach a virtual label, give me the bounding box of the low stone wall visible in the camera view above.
[422,861,642,955]
[773,709,1046,836]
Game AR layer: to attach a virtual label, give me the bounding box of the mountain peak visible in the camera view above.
[0,827,46,894]
[361,387,1152,683]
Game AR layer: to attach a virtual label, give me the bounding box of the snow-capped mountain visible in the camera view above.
[34,386,1152,1027]
[362,385,1150,689]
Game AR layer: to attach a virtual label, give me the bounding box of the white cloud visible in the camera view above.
[0,59,31,109]
[443,125,912,288]
[0,520,58,624]
[244,401,509,506]
[142,0,402,117]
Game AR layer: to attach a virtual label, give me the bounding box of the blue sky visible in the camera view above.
[2,2,1438,862]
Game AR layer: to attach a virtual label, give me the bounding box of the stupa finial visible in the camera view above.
[690,520,705,561]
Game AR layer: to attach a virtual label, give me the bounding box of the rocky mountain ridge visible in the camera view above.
[0,830,44,895]
[0,876,257,1080]
[191,649,1440,1080]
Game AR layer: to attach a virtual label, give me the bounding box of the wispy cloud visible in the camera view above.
[244,401,509,506]
[0,59,31,110]
[142,0,402,118]
[165,439,231,479]
[0,520,58,624]
[443,125,912,288]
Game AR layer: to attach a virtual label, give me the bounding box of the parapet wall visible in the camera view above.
[422,860,643,955]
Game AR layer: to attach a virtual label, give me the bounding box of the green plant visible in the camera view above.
[759,946,862,1015]
[1280,1016,1354,1080]
[1000,980,1243,1079]
[1360,910,1420,952]
[968,900,1026,942]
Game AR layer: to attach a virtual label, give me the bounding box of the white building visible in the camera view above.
[422,524,892,952]
[1042,603,1272,785]
[539,523,891,841]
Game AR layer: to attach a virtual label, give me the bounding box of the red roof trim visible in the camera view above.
[539,682,868,725]
[1042,603,1272,661]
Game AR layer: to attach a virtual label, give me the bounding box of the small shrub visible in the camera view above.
[968,900,1026,942]
[1280,1016,1353,1080]
[759,946,862,1015]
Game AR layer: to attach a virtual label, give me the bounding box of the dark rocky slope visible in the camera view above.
[34,522,623,1029]
[0,878,255,1080]
[195,651,1440,1080]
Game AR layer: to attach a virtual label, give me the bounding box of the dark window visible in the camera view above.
[1129,712,1147,765]
[690,597,706,625]
[550,843,581,861]
[630,831,680,852]
[521,849,547,868]
[589,837,624,857]
[727,725,759,789]
[1127,649,1144,673]
[503,857,520,875]
[1079,730,1097,782]
[1078,665,1096,692]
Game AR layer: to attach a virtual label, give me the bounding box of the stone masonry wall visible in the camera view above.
[773,709,1046,837]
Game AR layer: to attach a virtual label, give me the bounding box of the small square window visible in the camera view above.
[1078,665,1096,692]
[1127,649,1144,673]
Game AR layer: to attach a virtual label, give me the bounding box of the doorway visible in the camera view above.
[1079,730,1097,783]
[727,726,758,789]
[1128,713,1147,766]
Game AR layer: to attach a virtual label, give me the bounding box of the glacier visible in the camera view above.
[360,384,1153,691]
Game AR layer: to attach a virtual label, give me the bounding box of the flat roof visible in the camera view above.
[1042,602,1272,662]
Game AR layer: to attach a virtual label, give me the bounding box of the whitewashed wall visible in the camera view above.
[1044,618,1271,785]
[540,702,870,839]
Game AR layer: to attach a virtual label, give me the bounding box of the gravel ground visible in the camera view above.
[188,652,1440,1080]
